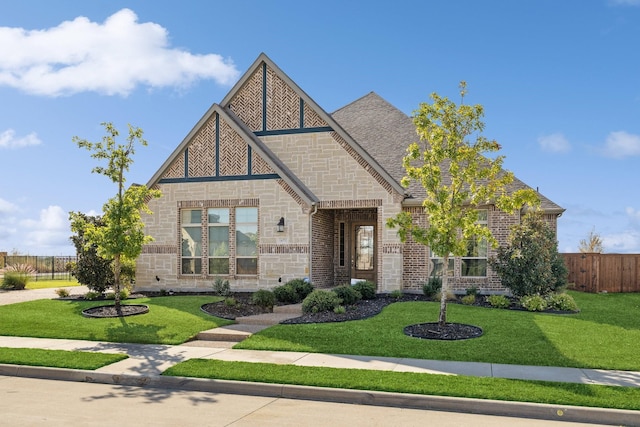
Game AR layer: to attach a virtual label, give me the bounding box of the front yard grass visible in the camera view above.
[0,296,230,345]
[0,347,127,370]
[236,291,640,371]
[163,359,640,411]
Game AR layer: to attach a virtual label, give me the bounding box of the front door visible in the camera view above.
[351,223,376,282]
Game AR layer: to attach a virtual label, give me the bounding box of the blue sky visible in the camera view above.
[0,0,639,255]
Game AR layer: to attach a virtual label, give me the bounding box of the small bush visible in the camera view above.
[422,277,442,298]
[461,294,476,305]
[333,305,346,314]
[287,278,314,300]
[105,289,129,300]
[487,294,510,309]
[389,289,403,299]
[252,289,275,309]
[212,278,231,297]
[55,288,70,298]
[546,293,579,312]
[332,284,361,305]
[465,286,479,296]
[274,279,313,304]
[520,295,548,312]
[353,280,376,300]
[302,290,341,314]
[1,273,27,290]
[84,291,101,300]
[224,297,237,307]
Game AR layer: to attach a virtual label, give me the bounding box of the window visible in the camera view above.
[208,208,230,275]
[430,250,454,278]
[461,210,488,277]
[181,209,202,275]
[235,207,258,275]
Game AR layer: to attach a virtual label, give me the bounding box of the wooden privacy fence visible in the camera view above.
[563,253,640,293]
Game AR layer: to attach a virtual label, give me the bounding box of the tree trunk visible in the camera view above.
[113,253,121,311]
[438,254,449,327]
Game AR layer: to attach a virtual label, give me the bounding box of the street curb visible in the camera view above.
[1,364,638,426]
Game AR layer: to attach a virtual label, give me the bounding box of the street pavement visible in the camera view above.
[0,287,638,426]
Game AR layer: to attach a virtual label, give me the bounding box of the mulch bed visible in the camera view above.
[82,304,149,318]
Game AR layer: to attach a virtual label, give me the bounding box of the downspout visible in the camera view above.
[308,203,318,283]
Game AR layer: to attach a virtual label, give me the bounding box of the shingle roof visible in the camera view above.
[331,92,564,214]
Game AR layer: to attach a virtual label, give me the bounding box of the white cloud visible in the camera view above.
[19,205,71,249]
[0,197,19,215]
[0,129,42,149]
[0,8,239,97]
[602,231,640,253]
[600,131,640,158]
[538,133,571,153]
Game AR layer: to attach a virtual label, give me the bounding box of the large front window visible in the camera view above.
[181,205,258,276]
[462,210,488,277]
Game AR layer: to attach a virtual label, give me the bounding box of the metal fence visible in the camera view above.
[0,255,77,281]
[563,253,640,293]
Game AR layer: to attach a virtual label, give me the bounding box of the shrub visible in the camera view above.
[352,281,376,300]
[106,289,130,300]
[55,288,70,298]
[520,294,548,312]
[212,278,231,297]
[302,290,341,313]
[422,277,442,298]
[252,289,275,309]
[333,305,346,314]
[489,212,568,298]
[274,279,314,304]
[224,297,237,307]
[0,264,35,290]
[546,293,579,312]
[332,284,361,305]
[487,294,510,309]
[389,289,403,299]
[461,294,476,305]
[84,291,101,300]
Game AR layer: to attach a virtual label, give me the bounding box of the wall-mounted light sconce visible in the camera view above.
[277,217,285,232]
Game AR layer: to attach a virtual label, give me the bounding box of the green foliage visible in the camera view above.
[546,293,579,312]
[302,289,341,314]
[489,212,568,298]
[0,264,35,290]
[72,122,161,308]
[389,289,403,299]
[105,289,130,300]
[352,280,376,300]
[333,305,346,314]
[487,294,510,309]
[461,294,476,305]
[434,290,457,302]
[212,278,231,297]
[422,277,442,298]
[55,288,70,298]
[68,213,114,294]
[386,82,540,325]
[224,297,237,307]
[274,279,313,303]
[84,291,101,300]
[520,294,548,312]
[332,284,361,305]
[252,289,275,309]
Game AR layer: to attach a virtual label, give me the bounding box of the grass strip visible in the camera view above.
[0,296,230,345]
[26,279,80,289]
[163,359,640,411]
[0,347,127,370]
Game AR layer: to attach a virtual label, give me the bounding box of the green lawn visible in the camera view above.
[164,359,640,411]
[0,296,230,345]
[236,291,640,371]
[0,347,127,370]
[26,278,80,289]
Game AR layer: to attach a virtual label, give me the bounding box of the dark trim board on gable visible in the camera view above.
[158,174,281,184]
[254,127,333,136]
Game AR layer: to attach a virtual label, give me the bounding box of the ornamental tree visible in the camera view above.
[387,82,539,327]
[71,122,161,310]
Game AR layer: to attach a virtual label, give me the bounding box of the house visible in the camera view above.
[135,53,564,294]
